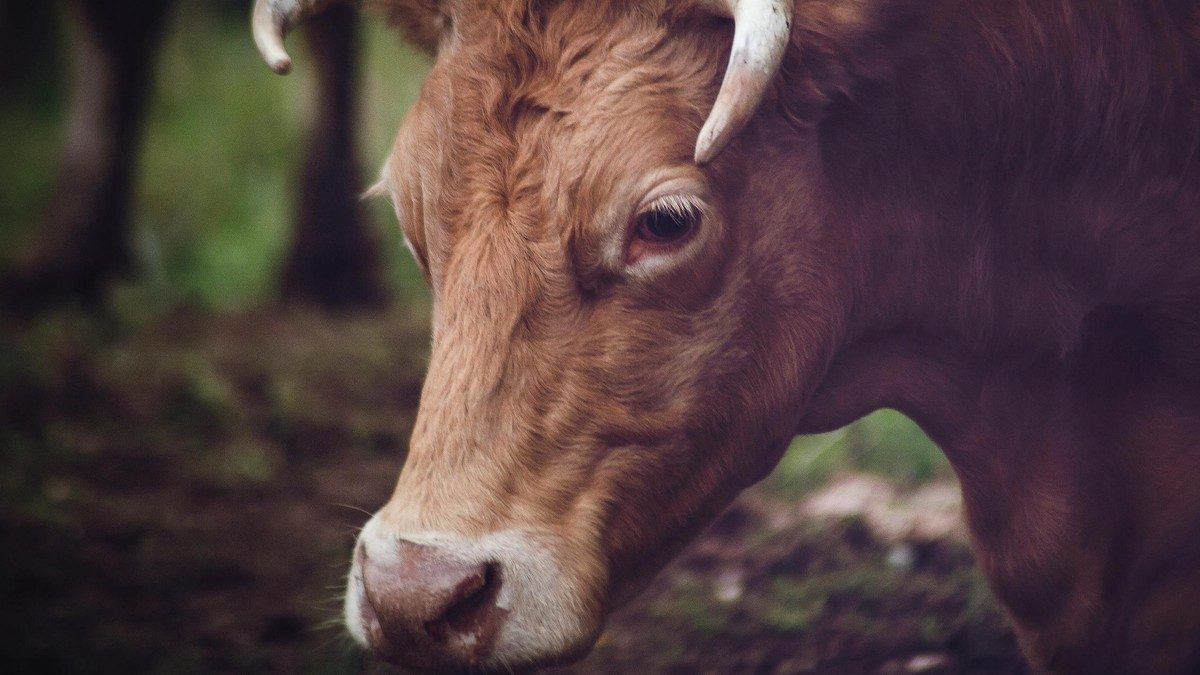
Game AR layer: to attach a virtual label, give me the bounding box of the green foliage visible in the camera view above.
[0,4,431,313]
[850,409,947,484]
[769,410,949,497]
[0,97,63,256]
[769,428,851,495]
[651,578,737,635]
[201,438,283,487]
[133,6,432,310]
[761,576,827,631]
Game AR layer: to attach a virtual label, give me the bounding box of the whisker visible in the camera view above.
[330,502,375,518]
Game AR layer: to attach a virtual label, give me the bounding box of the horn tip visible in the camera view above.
[252,0,296,75]
[693,109,732,164]
[268,56,294,75]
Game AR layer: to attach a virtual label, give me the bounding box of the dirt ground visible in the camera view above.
[0,308,1027,674]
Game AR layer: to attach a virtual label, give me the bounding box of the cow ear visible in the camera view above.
[369,0,445,55]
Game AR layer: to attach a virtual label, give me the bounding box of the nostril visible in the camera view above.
[425,563,505,647]
[359,540,511,662]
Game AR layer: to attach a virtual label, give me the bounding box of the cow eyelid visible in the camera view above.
[633,193,705,245]
[639,193,705,221]
[622,191,708,270]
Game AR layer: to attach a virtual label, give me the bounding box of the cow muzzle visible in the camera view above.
[355,538,506,663]
[345,515,600,671]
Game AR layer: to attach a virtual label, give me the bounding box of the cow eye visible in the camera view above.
[634,195,701,245]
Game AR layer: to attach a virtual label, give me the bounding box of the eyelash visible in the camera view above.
[632,195,702,249]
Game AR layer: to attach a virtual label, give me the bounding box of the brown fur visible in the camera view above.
[362,0,1200,671]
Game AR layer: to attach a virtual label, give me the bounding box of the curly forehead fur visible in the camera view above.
[383,0,728,239]
[372,0,905,233]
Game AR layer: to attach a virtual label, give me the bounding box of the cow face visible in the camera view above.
[341,2,838,671]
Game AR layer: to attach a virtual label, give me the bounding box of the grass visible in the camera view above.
[769,410,949,497]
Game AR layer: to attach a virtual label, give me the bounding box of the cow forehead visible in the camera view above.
[397,2,715,242]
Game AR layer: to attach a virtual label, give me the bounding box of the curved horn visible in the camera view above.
[253,0,345,74]
[694,0,794,164]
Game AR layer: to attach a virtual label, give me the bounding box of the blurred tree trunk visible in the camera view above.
[0,1,58,94]
[5,0,170,312]
[281,5,388,310]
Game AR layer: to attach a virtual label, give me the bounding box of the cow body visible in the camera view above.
[260,0,1200,671]
[791,2,1200,670]
[755,4,1200,670]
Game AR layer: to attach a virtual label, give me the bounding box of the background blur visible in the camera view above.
[0,2,1025,673]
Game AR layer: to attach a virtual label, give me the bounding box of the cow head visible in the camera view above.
[256,0,849,670]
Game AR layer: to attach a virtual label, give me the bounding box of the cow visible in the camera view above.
[253,0,1200,672]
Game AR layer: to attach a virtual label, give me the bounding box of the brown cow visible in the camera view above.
[255,0,1200,672]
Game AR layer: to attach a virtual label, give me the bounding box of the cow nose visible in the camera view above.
[358,539,507,664]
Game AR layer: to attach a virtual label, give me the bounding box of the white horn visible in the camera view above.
[253,0,344,74]
[694,0,794,164]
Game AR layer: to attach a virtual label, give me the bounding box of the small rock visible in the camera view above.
[886,543,916,572]
[905,653,952,673]
[712,568,744,603]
